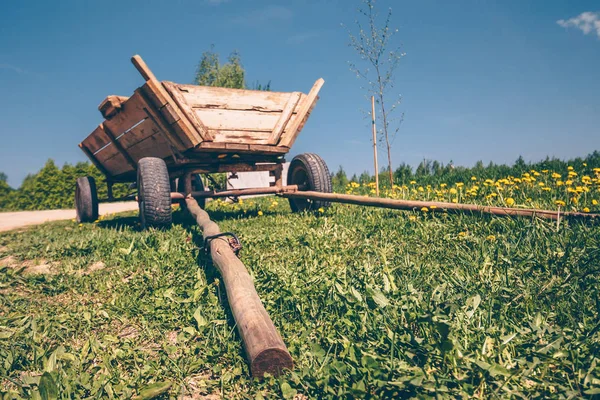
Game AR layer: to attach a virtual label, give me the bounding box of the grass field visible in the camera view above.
[1,166,600,398]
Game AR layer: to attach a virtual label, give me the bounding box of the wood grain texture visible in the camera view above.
[102,91,149,137]
[268,92,301,144]
[184,197,293,377]
[98,95,129,119]
[168,83,294,112]
[278,78,324,148]
[163,81,212,141]
[81,125,111,154]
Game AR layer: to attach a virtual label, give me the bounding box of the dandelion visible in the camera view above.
[258,210,263,216]
[458,231,467,237]
[449,188,458,195]
[571,197,579,204]
[486,235,496,241]
[583,207,590,213]
[421,207,429,212]
[318,207,325,213]
[409,215,417,221]
[568,166,574,171]
[593,199,598,205]
[430,205,437,210]
[78,223,83,227]
[452,198,458,203]
[410,180,416,185]
[505,198,515,207]
[471,176,477,181]
[555,200,566,207]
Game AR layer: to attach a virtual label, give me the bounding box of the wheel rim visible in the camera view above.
[290,163,312,211]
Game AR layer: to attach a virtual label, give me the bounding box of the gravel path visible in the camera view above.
[0,202,139,232]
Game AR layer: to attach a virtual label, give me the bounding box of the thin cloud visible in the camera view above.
[231,5,292,26]
[287,32,320,45]
[0,63,25,74]
[0,63,43,78]
[557,11,600,39]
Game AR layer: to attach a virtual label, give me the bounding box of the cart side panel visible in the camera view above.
[81,125,112,154]
[83,91,179,178]
[163,82,304,146]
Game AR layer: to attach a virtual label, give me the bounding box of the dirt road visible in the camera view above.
[0,202,139,232]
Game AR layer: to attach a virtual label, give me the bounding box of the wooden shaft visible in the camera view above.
[371,96,379,196]
[282,191,600,221]
[131,55,158,82]
[184,197,293,377]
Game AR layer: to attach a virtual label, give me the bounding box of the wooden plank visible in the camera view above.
[135,87,188,152]
[163,81,212,141]
[102,152,132,177]
[267,92,301,144]
[81,124,111,154]
[193,108,280,132]
[211,130,271,145]
[278,78,324,148]
[132,56,204,150]
[103,91,149,137]
[102,123,137,170]
[184,197,293,377]
[117,117,161,149]
[169,83,293,112]
[197,141,288,154]
[79,143,112,178]
[125,133,173,162]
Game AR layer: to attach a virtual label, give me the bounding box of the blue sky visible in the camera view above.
[0,0,599,188]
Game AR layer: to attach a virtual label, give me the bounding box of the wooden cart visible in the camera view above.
[76,55,332,228]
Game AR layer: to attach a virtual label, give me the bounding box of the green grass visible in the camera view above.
[1,197,600,398]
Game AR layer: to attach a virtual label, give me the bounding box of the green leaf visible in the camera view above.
[370,288,389,308]
[350,286,363,302]
[39,372,58,400]
[193,307,207,327]
[280,382,297,399]
[133,381,172,400]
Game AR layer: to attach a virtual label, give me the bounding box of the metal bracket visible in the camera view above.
[204,232,242,257]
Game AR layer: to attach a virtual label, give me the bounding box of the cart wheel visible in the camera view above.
[177,174,206,210]
[137,157,172,229]
[75,177,99,223]
[287,153,332,212]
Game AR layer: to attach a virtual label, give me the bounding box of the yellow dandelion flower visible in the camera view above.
[257,210,263,216]
[421,207,429,212]
[555,200,566,207]
[452,198,458,203]
[505,198,515,207]
[568,166,574,171]
[458,231,467,237]
[318,207,325,213]
[486,235,496,241]
[409,215,417,221]
[430,205,437,209]
[583,207,590,213]
[593,199,598,205]
[571,197,579,204]
[449,188,458,195]
[410,180,416,185]
[471,176,477,181]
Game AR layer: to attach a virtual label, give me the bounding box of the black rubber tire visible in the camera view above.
[75,177,99,223]
[287,153,332,212]
[177,174,206,210]
[137,157,172,229]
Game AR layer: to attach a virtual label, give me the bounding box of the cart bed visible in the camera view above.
[79,55,324,182]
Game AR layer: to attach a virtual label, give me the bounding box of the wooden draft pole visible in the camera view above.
[371,96,380,196]
[281,190,599,221]
[184,197,293,377]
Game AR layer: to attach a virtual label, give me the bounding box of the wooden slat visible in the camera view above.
[125,133,173,162]
[278,78,324,148]
[212,130,271,145]
[98,95,129,119]
[163,81,212,140]
[168,83,293,112]
[79,143,112,178]
[102,123,137,170]
[102,152,132,177]
[193,108,280,132]
[117,117,161,149]
[268,92,301,144]
[198,141,288,155]
[103,91,149,137]
[135,87,187,152]
[132,56,204,150]
[81,124,111,154]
